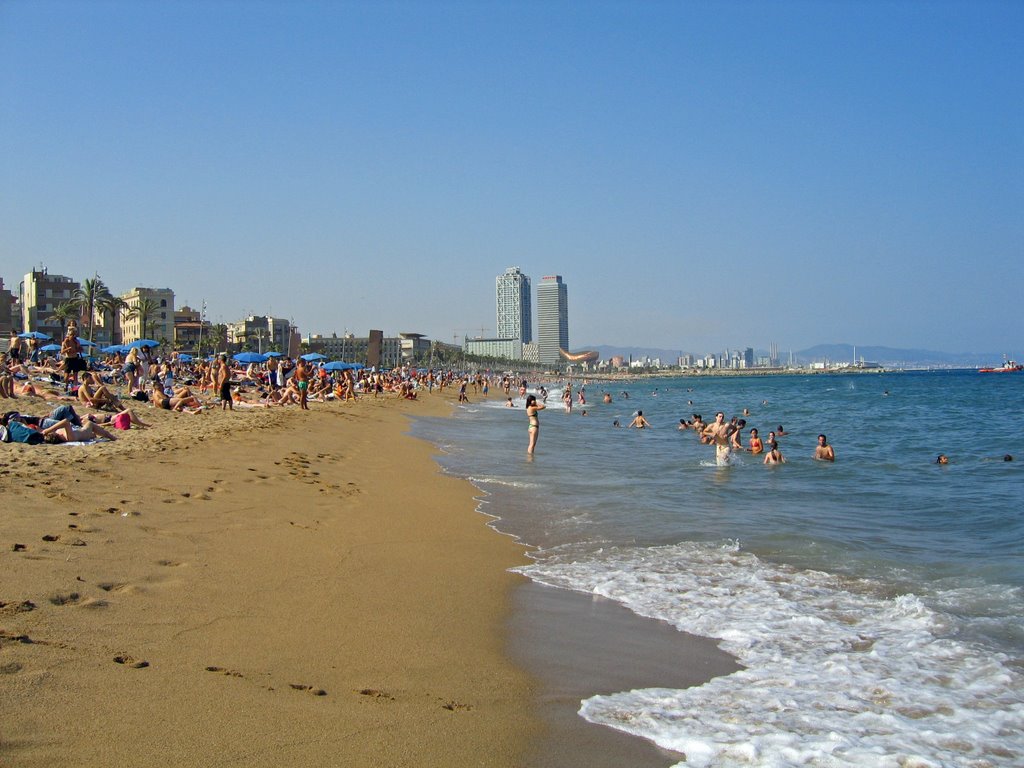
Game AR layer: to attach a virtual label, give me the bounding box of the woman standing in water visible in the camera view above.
[526,394,545,455]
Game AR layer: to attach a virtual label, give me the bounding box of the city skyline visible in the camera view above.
[1,3,1021,357]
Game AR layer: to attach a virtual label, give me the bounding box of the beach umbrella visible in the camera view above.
[128,339,160,349]
[177,353,194,362]
[233,352,268,364]
[76,337,97,347]
[100,344,130,354]
[264,351,284,357]
[18,331,51,340]
[301,353,327,361]
[323,361,353,371]
[40,344,62,352]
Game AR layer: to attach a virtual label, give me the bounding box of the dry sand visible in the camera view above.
[1,392,537,767]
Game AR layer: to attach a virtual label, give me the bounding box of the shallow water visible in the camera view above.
[414,370,1024,767]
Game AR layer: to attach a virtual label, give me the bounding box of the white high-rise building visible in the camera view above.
[536,275,568,366]
[495,266,532,344]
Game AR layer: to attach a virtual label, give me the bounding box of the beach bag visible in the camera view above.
[6,421,43,445]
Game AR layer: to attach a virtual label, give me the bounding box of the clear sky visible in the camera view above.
[1,0,1021,356]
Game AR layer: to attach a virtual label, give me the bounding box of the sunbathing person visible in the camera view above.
[86,408,150,430]
[41,418,116,443]
[78,373,123,411]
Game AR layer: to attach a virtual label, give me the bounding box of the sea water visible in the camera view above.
[412,371,1024,767]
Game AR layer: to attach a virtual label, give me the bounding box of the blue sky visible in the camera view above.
[1,0,1021,356]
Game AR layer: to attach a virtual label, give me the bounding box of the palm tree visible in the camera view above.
[98,295,128,344]
[49,301,80,336]
[70,276,113,344]
[122,297,161,341]
[209,324,228,353]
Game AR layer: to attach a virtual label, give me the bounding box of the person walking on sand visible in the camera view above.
[814,434,835,462]
[295,357,310,410]
[216,355,233,411]
[526,394,545,455]
[60,328,86,390]
[7,330,22,364]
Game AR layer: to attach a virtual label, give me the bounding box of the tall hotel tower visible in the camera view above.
[495,266,532,344]
[536,275,568,365]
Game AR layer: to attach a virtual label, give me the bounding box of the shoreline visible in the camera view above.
[1,393,536,766]
[3,388,744,766]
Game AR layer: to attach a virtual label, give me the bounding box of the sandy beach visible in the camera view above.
[1,386,744,767]
[1,392,538,767]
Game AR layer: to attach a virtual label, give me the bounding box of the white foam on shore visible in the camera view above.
[517,541,1024,767]
[468,476,540,489]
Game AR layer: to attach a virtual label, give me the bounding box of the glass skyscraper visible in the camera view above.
[536,274,568,365]
[495,266,532,344]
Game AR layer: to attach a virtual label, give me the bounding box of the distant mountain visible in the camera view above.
[795,344,1002,368]
[581,343,1003,368]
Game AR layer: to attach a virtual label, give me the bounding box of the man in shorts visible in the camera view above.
[60,328,86,390]
[702,411,735,466]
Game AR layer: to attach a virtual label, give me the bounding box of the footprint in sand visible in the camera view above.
[49,593,81,606]
[290,683,328,696]
[357,688,395,701]
[156,559,184,568]
[441,701,474,712]
[113,654,149,668]
[0,600,36,616]
[205,666,245,678]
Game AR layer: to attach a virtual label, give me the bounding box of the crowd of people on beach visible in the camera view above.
[2,325,456,446]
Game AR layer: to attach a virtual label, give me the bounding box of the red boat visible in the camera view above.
[979,359,1023,373]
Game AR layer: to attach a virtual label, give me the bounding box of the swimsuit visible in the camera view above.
[716,444,732,466]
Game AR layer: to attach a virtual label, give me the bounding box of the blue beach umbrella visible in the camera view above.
[177,353,194,362]
[40,343,62,352]
[263,351,284,358]
[76,337,97,347]
[323,361,353,371]
[18,331,51,340]
[301,353,327,362]
[233,352,268,364]
[128,339,160,349]
[100,344,129,354]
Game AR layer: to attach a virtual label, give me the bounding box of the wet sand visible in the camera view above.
[508,581,741,768]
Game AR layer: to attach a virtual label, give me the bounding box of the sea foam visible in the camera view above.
[517,541,1024,767]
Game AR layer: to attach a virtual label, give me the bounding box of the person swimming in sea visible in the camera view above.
[748,428,764,455]
[526,394,545,455]
[814,434,835,462]
[765,442,786,466]
[628,410,652,429]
